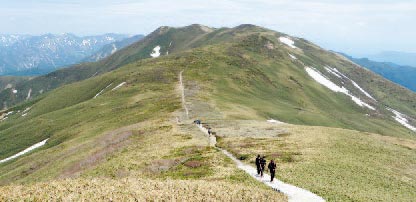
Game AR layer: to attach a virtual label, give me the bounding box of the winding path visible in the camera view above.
[178,70,325,202]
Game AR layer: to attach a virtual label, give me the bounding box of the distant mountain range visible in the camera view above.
[341,53,416,92]
[0,34,143,76]
[361,51,416,67]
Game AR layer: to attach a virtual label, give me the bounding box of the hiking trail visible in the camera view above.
[178,70,325,202]
[179,70,189,119]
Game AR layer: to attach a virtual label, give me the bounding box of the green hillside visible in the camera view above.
[0,24,415,201]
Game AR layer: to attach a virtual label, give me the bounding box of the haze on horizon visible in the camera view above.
[1,0,415,56]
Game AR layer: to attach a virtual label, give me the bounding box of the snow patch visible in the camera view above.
[387,108,416,132]
[26,88,32,100]
[0,139,49,164]
[324,67,343,79]
[111,44,117,54]
[305,67,375,110]
[111,82,126,91]
[279,37,297,49]
[325,66,377,101]
[288,54,297,60]
[23,107,31,113]
[94,83,113,98]
[350,80,377,101]
[150,46,161,58]
[22,113,27,117]
[267,119,283,124]
[12,89,17,94]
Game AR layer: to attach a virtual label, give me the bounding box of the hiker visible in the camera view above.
[268,159,277,182]
[255,155,261,175]
[260,156,266,177]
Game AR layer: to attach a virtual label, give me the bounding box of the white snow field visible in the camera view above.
[288,53,297,60]
[111,82,126,91]
[150,45,161,58]
[305,67,375,110]
[0,139,49,164]
[279,37,297,49]
[387,108,416,132]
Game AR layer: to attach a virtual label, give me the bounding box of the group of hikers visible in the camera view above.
[194,119,212,135]
[193,119,277,182]
[256,155,277,182]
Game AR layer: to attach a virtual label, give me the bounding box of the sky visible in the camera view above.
[1,0,415,56]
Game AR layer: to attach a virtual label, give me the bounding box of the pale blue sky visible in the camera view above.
[1,0,415,55]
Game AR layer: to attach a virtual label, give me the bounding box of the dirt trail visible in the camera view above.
[179,71,189,119]
[178,70,325,202]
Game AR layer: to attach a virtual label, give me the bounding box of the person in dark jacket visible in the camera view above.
[255,155,261,175]
[260,156,266,177]
[268,159,277,182]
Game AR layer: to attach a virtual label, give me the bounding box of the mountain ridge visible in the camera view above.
[0,24,415,201]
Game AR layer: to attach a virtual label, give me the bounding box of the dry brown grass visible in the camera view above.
[0,177,285,201]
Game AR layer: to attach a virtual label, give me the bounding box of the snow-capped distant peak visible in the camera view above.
[82,39,91,46]
[279,36,297,49]
[150,46,161,58]
[106,36,115,41]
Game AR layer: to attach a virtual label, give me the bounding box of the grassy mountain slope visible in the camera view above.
[0,25,216,108]
[0,24,415,201]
